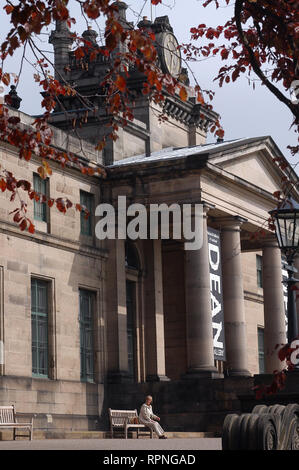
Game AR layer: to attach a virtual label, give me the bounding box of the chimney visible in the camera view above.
[49,21,73,81]
[112,1,128,23]
[8,85,22,110]
[82,26,98,47]
[137,16,153,30]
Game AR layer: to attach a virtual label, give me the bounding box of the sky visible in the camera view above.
[0,0,298,168]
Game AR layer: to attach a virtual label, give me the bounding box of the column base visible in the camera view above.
[226,368,251,377]
[106,371,133,384]
[146,374,170,382]
[182,367,224,380]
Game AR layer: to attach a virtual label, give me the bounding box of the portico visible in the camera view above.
[102,135,295,384]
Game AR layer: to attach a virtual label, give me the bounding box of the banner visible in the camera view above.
[208,228,226,361]
[282,258,288,340]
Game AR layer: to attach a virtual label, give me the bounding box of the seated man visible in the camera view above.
[139,395,167,439]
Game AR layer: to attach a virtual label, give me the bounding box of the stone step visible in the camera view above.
[0,430,217,440]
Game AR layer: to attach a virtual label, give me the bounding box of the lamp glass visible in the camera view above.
[274,210,299,251]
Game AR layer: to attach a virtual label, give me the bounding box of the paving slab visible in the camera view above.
[0,437,222,450]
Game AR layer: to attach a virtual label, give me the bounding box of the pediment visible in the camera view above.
[208,139,290,195]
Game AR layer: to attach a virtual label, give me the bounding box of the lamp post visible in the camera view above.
[269,200,299,348]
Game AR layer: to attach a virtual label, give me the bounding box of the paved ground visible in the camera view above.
[0,437,222,450]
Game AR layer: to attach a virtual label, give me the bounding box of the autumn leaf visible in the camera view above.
[115,74,126,92]
[37,166,46,179]
[28,222,35,234]
[4,5,14,14]
[2,73,10,86]
[0,179,7,192]
[179,86,188,101]
[42,159,52,176]
[19,219,27,231]
[13,211,22,223]
[220,48,229,60]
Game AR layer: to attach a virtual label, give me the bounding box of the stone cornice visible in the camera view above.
[0,220,108,260]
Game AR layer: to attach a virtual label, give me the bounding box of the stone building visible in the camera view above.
[0,3,298,433]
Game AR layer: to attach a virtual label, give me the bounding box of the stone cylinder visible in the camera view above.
[221,217,250,376]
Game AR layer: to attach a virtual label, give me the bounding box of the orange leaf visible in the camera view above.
[115,74,126,92]
[2,73,10,86]
[179,86,188,102]
[37,166,46,179]
[4,5,14,14]
[0,179,7,192]
[28,222,35,234]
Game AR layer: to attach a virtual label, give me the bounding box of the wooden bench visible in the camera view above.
[0,405,33,440]
[108,408,153,439]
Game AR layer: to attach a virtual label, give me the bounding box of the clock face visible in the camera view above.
[162,33,181,77]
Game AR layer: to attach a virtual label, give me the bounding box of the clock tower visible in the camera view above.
[153,16,182,78]
[48,2,218,165]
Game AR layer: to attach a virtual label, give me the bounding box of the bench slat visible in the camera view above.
[108,408,153,440]
[0,406,33,440]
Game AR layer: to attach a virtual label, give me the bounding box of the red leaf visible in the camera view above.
[221,48,229,60]
[28,222,35,234]
[19,219,27,231]
[0,179,7,192]
[13,211,22,223]
[115,74,126,92]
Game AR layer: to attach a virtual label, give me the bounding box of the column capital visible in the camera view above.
[218,215,248,230]
[201,200,216,215]
[262,233,280,249]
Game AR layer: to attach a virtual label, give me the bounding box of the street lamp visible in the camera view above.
[269,199,299,346]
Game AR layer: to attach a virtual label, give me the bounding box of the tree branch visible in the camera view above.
[234,0,299,120]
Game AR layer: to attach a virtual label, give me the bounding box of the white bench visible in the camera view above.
[0,405,33,440]
[108,408,153,439]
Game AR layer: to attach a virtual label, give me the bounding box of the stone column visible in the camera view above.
[144,240,169,381]
[184,205,219,378]
[221,216,250,376]
[106,238,130,383]
[262,236,287,373]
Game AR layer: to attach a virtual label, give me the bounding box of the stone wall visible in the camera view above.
[0,375,105,431]
[106,376,255,434]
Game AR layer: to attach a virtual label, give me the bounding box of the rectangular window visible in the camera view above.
[256,254,263,288]
[33,173,48,222]
[258,327,265,374]
[31,279,49,377]
[79,289,95,382]
[80,191,93,236]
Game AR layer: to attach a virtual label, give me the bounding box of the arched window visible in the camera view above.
[125,241,140,271]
